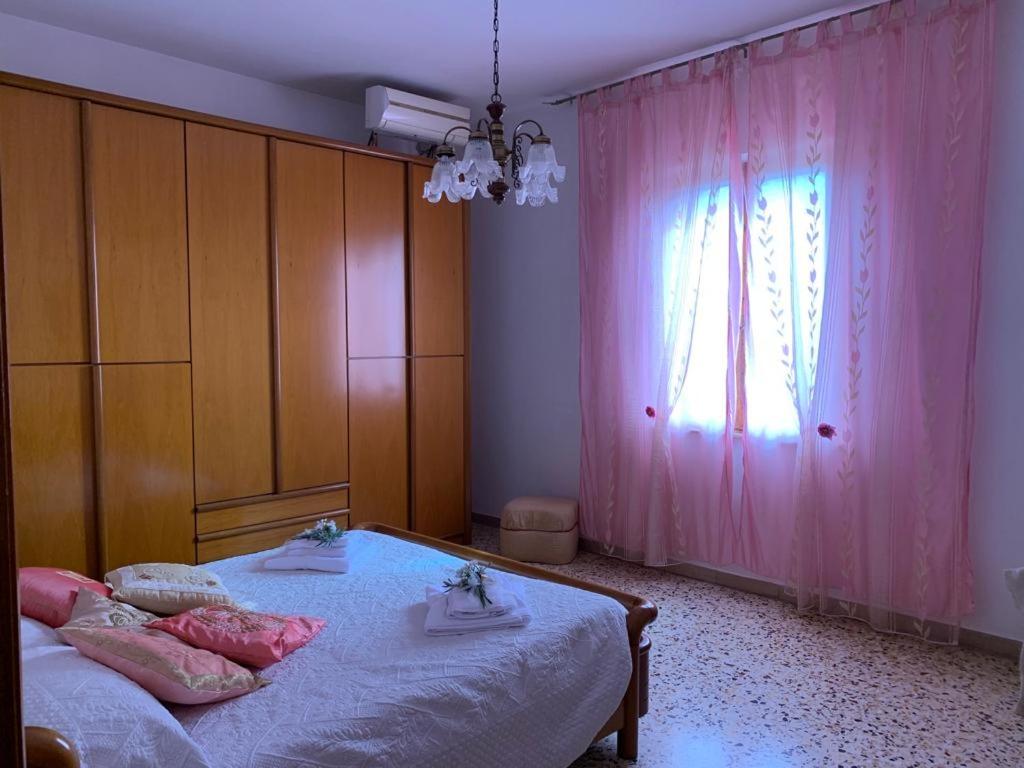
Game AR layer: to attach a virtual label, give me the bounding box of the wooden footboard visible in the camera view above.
[354,523,659,760]
[23,525,658,766]
[25,727,80,768]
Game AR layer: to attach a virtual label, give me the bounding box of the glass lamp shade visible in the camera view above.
[422,153,465,203]
[455,136,502,199]
[515,138,566,207]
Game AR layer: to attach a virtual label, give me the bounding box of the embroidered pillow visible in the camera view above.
[105,563,234,614]
[62,587,157,630]
[59,626,268,705]
[19,568,112,628]
[147,604,326,668]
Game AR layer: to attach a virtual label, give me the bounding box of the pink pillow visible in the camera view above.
[147,604,326,668]
[19,568,111,628]
[59,626,268,705]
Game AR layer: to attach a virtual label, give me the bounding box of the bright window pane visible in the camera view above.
[745,173,827,439]
[663,187,730,432]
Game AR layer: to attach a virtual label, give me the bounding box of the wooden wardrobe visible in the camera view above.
[0,73,470,576]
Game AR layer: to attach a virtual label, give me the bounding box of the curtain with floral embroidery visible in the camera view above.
[741,0,994,642]
[578,55,742,566]
[578,0,994,641]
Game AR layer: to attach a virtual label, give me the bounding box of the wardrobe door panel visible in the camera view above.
[412,356,464,539]
[10,366,95,574]
[409,165,465,356]
[349,358,408,529]
[345,153,407,358]
[274,140,348,491]
[89,105,189,363]
[0,87,89,364]
[187,123,274,503]
[98,363,194,571]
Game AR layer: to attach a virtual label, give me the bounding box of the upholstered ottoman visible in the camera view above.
[500,496,578,564]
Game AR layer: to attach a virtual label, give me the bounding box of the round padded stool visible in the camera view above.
[499,496,578,564]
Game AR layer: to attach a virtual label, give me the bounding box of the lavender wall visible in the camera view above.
[469,103,581,520]
[963,0,1024,642]
[0,11,377,145]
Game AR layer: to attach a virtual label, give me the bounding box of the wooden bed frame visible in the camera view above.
[23,524,657,767]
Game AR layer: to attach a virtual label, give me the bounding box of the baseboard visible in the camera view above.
[576,537,1021,660]
[471,513,500,528]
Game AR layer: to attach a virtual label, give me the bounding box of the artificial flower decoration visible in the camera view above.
[443,561,493,609]
[292,518,345,548]
[817,422,837,440]
[645,406,657,419]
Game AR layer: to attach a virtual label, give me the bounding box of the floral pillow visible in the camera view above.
[105,563,234,614]
[59,625,268,705]
[62,587,157,630]
[147,604,326,668]
[19,567,112,628]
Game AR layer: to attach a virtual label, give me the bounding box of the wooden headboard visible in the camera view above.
[0,70,471,578]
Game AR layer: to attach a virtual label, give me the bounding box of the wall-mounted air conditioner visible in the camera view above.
[365,86,471,147]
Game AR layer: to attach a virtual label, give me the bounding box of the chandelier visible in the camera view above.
[422,0,565,207]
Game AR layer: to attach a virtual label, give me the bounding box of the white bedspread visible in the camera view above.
[172,530,631,768]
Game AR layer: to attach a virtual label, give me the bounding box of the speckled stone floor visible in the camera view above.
[470,525,1024,768]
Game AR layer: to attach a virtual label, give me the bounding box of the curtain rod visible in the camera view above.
[544,0,893,106]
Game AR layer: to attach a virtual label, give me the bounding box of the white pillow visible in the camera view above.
[20,619,211,768]
[19,616,60,656]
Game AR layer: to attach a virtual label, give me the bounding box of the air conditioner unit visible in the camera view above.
[366,86,471,147]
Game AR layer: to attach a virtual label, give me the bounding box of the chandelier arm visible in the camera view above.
[512,119,545,138]
[510,132,534,190]
[441,125,473,146]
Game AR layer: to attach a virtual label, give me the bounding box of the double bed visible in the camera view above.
[22,525,657,768]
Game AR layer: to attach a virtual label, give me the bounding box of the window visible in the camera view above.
[664,170,827,439]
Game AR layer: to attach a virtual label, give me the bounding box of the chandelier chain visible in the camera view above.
[491,0,501,103]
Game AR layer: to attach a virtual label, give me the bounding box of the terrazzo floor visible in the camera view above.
[469,525,1024,768]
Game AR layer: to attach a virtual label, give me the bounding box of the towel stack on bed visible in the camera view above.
[264,538,350,573]
[424,567,531,636]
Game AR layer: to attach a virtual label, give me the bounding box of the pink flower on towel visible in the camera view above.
[817,422,837,440]
[645,406,656,419]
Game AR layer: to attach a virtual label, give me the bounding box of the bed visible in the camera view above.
[23,524,657,768]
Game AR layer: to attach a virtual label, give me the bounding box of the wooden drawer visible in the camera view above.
[196,487,349,535]
[197,511,349,564]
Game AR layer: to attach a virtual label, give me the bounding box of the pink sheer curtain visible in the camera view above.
[578,55,741,566]
[742,0,994,641]
[578,0,994,640]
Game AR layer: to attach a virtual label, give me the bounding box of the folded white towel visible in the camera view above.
[445,580,518,619]
[424,587,530,636]
[282,538,348,557]
[264,554,349,573]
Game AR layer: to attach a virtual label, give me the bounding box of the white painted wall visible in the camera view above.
[0,11,373,145]
[469,103,581,520]
[964,0,1024,642]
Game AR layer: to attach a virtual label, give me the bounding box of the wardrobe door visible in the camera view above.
[89,105,189,363]
[0,87,89,364]
[97,363,194,571]
[187,123,274,503]
[273,140,348,491]
[409,165,465,356]
[412,356,465,539]
[345,153,407,358]
[349,358,408,529]
[10,366,95,574]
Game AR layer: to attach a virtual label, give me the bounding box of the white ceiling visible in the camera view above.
[0,0,847,107]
